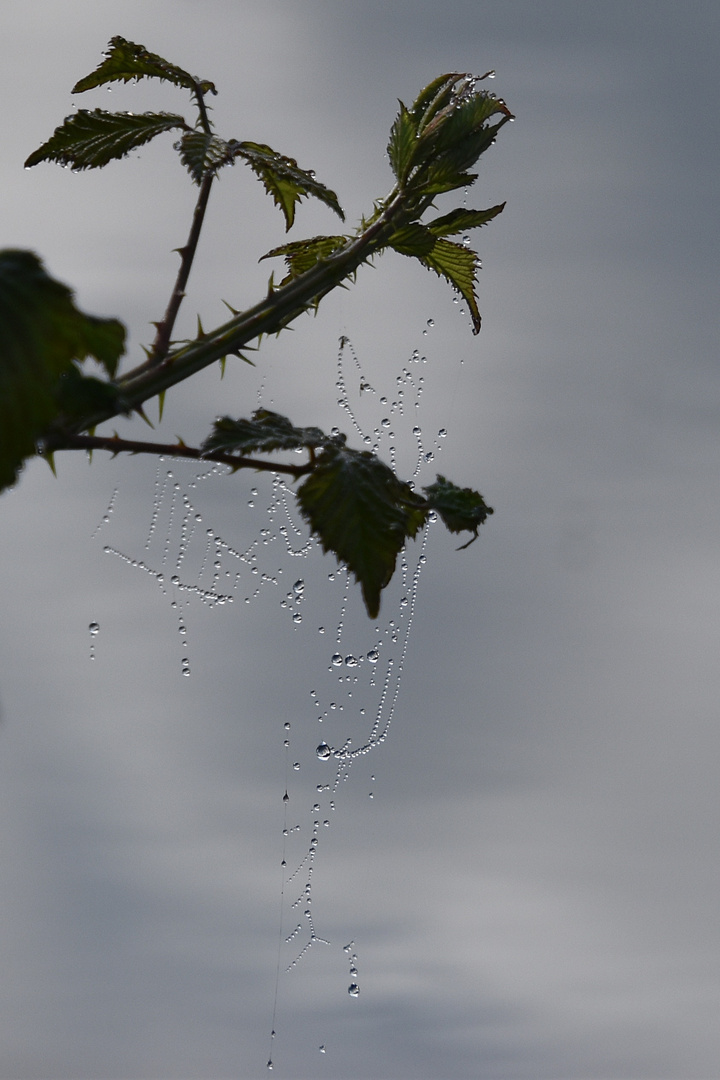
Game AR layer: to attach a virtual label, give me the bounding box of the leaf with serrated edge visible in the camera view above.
[297,446,426,618]
[422,473,493,541]
[201,410,330,456]
[420,239,483,334]
[177,132,233,184]
[25,110,189,171]
[72,36,213,95]
[426,203,505,237]
[387,101,417,184]
[386,223,436,257]
[232,141,344,230]
[260,235,348,283]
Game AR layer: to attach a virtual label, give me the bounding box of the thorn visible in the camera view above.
[221,299,240,315]
[134,405,155,428]
[196,314,206,338]
[158,390,166,422]
[42,451,57,477]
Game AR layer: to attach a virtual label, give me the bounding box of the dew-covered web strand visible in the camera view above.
[89,322,453,1071]
[264,331,451,1069]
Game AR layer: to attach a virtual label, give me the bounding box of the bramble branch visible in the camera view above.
[44,431,314,479]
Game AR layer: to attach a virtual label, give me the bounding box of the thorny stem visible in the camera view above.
[46,431,314,479]
[64,186,407,435]
[148,170,215,364]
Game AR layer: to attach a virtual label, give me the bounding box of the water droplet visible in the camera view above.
[284,721,291,730]
[426,318,434,328]
[316,743,331,761]
[331,653,343,666]
[293,579,304,595]
[266,1060,273,1071]
[344,655,358,667]
[293,612,302,624]
[293,762,300,771]
[348,984,360,997]
[319,1045,326,1053]
[438,428,447,438]
[366,648,379,663]
[318,626,325,634]
[88,622,100,636]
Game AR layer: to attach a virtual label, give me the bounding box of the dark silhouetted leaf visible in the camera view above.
[297,447,426,618]
[71,36,215,96]
[25,110,188,171]
[232,141,344,230]
[422,474,493,547]
[260,235,348,283]
[54,365,126,421]
[0,250,126,491]
[201,410,331,456]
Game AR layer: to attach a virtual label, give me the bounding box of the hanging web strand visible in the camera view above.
[91,322,457,1071]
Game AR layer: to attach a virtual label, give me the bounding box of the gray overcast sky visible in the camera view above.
[1,3,720,1078]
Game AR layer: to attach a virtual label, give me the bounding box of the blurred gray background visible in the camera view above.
[1,2,719,1077]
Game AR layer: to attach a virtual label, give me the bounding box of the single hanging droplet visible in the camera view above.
[88,622,100,661]
[348,983,360,997]
[316,743,331,761]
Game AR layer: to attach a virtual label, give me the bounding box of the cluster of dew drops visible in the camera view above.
[89,328,454,1072]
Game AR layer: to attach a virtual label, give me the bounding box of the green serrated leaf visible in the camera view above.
[411,74,462,130]
[386,226,483,332]
[386,101,417,185]
[386,223,436,257]
[420,238,483,334]
[297,446,426,618]
[72,35,215,96]
[177,131,234,183]
[426,203,506,237]
[0,250,126,492]
[422,474,493,547]
[201,410,331,456]
[231,141,344,230]
[260,235,348,284]
[25,110,189,171]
